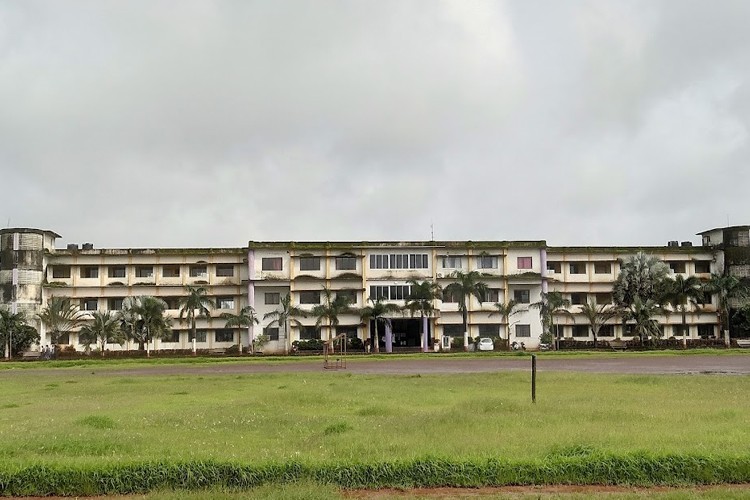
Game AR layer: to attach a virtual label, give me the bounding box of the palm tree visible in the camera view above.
[78,311,124,356]
[178,286,215,349]
[0,307,27,360]
[488,299,521,349]
[263,294,306,354]
[622,296,663,343]
[663,275,703,347]
[404,280,442,352]
[126,296,171,357]
[704,273,750,340]
[37,296,84,346]
[117,296,144,351]
[221,306,259,353]
[613,252,670,308]
[444,271,490,351]
[311,287,355,345]
[579,299,619,348]
[359,297,402,353]
[531,291,572,350]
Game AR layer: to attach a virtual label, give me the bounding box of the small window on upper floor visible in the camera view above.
[336,289,357,304]
[335,256,357,270]
[108,266,126,278]
[442,256,462,269]
[299,291,320,304]
[189,265,207,278]
[216,264,235,277]
[594,262,612,274]
[265,292,280,305]
[483,289,501,303]
[216,297,235,310]
[108,298,124,310]
[669,261,686,274]
[570,292,587,305]
[299,257,321,271]
[52,266,71,279]
[595,293,612,305]
[162,265,180,278]
[80,266,98,279]
[477,256,498,269]
[546,261,561,273]
[262,257,282,271]
[135,266,153,278]
[513,289,530,304]
[81,298,98,311]
[517,257,532,269]
[569,262,586,274]
[694,261,711,274]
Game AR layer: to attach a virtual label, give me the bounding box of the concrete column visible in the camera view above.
[247,249,255,353]
[385,321,392,353]
[422,316,429,353]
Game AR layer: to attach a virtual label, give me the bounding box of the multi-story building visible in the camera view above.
[0,225,747,354]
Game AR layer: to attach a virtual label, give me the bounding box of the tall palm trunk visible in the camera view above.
[462,309,469,352]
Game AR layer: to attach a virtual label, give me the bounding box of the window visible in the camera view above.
[669,261,686,274]
[299,257,321,271]
[335,325,358,339]
[572,325,589,337]
[595,293,612,305]
[335,256,357,270]
[189,330,207,342]
[672,325,688,337]
[216,297,235,310]
[443,324,464,337]
[52,266,71,279]
[57,333,70,345]
[264,327,279,341]
[409,254,429,269]
[162,265,180,278]
[570,293,587,305]
[517,257,532,269]
[215,329,234,343]
[513,289,530,304]
[442,256,462,269]
[388,285,411,300]
[477,256,498,269]
[163,297,180,310]
[107,266,126,278]
[370,254,389,269]
[163,331,180,343]
[189,265,207,278]
[80,266,98,279]
[697,324,714,338]
[697,291,712,305]
[299,291,320,304]
[81,298,98,311]
[694,261,711,274]
[442,289,459,303]
[216,264,235,277]
[478,324,500,337]
[135,266,153,278]
[599,325,614,337]
[370,285,389,300]
[483,289,501,303]
[336,290,357,304]
[370,254,428,269]
[546,261,561,273]
[594,262,612,274]
[108,298,124,310]
[569,262,586,274]
[262,258,282,271]
[515,324,531,337]
[299,326,319,340]
[265,293,280,305]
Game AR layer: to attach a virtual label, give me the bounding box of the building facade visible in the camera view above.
[0,225,747,353]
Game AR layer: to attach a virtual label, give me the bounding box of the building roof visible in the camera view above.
[247,240,548,250]
[547,245,710,254]
[696,225,750,236]
[0,227,62,238]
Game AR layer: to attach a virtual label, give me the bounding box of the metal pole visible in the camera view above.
[531,354,537,403]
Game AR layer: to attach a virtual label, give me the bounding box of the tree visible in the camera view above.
[117,297,144,350]
[663,275,703,347]
[78,311,124,356]
[443,271,490,351]
[622,296,663,343]
[489,299,521,349]
[0,308,38,359]
[359,297,402,353]
[704,273,750,338]
[311,287,354,344]
[579,299,619,348]
[37,296,84,345]
[404,280,442,352]
[118,296,171,356]
[263,294,305,354]
[613,252,670,308]
[178,286,214,347]
[531,291,572,350]
[221,306,259,353]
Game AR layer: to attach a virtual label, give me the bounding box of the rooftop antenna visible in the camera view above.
[430,222,434,241]
[727,214,730,226]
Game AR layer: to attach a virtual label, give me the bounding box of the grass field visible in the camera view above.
[0,360,748,495]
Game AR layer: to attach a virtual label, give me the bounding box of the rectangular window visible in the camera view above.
[216,297,235,309]
[483,289,501,303]
[515,324,531,337]
[335,256,357,270]
[594,262,612,274]
[595,293,612,305]
[162,265,180,278]
[189,265,207,278]
[599,325,614,337]
[262,257,283,271]
[443,324,464,337]
[108,298,124,310]
[697,324,714,338]
[478,324,500,337]
[108,266,126,278]
[336,290,357,304]
[215,264,235,277]
[388,285,411,300]
[265,292,280,305]
[80,266,99,279]
[569,262,586,274]
[513,289,530,304]
[299,257,321,271]
[299,326,320,340]
[369,254,389,269]
[163,331,180,343]
[698,291,712,305]
[442,256,462,269]
[517,257,533,269]
[299,291,320,304]
[335,325,358,339]
[163,297,180,310]
[442,289,459,303]
[52,266,71,279]
[81,298,98,311]
[135,266,153,278]
[570,292,587,305]
[572,325,589,337]
[672,325,688,337]
[409,254,429,269]
[189,329,207,342]
[370,285,390,300]
[264,327,280,341]
[215,329,234,343]
[477,256,498,269]
[694,261,711,274]
[546,261,561,273]
[669,261,686,273]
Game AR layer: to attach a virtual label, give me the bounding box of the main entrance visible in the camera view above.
[370,318,429,350]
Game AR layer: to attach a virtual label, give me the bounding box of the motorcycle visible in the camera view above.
[511,341,526,351]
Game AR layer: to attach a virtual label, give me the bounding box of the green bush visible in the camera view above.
[292,339,325,351]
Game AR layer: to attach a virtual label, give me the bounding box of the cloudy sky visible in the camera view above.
[1,1,748,249]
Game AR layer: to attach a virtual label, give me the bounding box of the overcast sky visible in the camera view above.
[1,1,748,249]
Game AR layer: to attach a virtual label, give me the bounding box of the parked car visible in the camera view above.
[478,337,494,351]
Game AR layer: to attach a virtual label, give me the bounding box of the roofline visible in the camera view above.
[696,225,750,235]
[547,246,710,254]
[0,227,62,238]
[247,240,548,250]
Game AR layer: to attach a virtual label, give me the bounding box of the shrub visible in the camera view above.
[293,339,325,351]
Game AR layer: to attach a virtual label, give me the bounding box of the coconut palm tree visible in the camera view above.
[488,299,521,350]
[0,307,28,360]
[359,297,402,353]
[613,252,670,308]
[663,275,703,347]
[311,287,354,344]
[444,271,490,351]
[178,286,215,348]
[117,296,143,350]
[404,279,442,352]
[622,296,663,343]
[221,306,259,353]
[37,296,84,345]
[579,299,619,348]
[78,310,124,356]
[531,291,572,350]
[120,296,170,356]
[263,294,306,354]
[704,273,750,339]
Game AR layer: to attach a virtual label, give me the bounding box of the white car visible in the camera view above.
[478,338,494,351]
